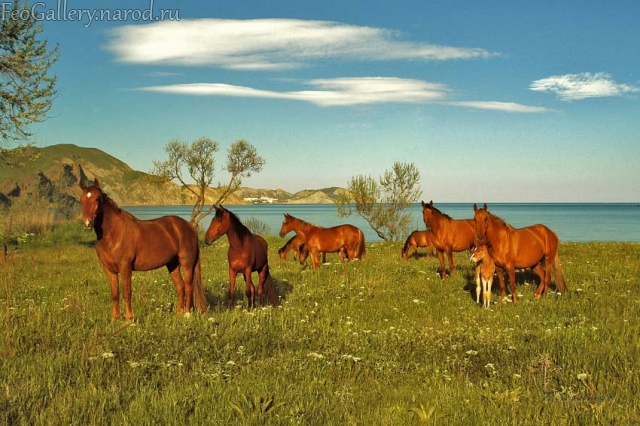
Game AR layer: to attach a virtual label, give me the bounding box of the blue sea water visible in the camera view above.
[123,203,640,243]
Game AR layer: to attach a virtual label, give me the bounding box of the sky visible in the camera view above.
[16,0,640,202]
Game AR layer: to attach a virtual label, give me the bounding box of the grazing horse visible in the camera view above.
[278,213,365,269]
[473,203,567,302]
[298,243,347,265]
[80,179,208,321]
[278,234,304,261]
[469,244,496,309]
[205,206,279,310]
[421,200,475,278]
[401,230,435,260]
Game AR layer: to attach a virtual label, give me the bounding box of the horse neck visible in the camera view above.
[95,195,124,240]
[225,217,251,248]
[429,210,451,233]
[292,218,315,238]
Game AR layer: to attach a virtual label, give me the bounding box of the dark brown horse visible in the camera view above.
[80,179,208,320]
[421,200,475,278]
[473,203,567,302]
[401,230,435,260]
[278,214,365,269]
[205,205,279,310]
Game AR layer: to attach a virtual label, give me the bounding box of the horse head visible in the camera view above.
[469,243,488,264]
[279,213,294,238]
[421,200,435,228]
[473,203,490,243]
[80,178,103,230]
[204,205,229,245]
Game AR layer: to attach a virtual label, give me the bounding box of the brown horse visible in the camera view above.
[278,234,304,261]
[473,203,567,302]
[278,213,365,269]
[80,179,208,321]
[469,244,496,309]
[205,205,279,310]
[421,200,475,278]
[298,243,347,265]
[401,230,435,260]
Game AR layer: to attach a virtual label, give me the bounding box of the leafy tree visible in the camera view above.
[1,0,58,143]
[336,162,422,241]
[152,137,265,228]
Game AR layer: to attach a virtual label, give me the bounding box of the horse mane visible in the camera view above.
[220,207,253,240]
[428,204,452,220]
[487,211,514,230]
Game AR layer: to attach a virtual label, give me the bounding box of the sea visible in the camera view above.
[123,203,640,243]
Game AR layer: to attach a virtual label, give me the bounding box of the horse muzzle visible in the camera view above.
[83,218,94,231]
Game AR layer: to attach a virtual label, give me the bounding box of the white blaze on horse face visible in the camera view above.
[87,192,92,198]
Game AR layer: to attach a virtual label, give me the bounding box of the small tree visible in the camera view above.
[1,0,58,143]
[152,137,265,228]
[336,162,422,241]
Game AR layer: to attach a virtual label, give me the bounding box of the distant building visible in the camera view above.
[244,197,278,204]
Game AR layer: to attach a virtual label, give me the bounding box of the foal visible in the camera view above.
[470,244,496,309]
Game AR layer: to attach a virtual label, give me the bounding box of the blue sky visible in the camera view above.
[24,0,640,202]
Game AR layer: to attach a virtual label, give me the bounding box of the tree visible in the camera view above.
[152,137,265,228]
[1,0,58,143]
[336,162,422,241]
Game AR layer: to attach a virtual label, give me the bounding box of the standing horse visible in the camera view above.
[401,230,435,260]
[278,213,365,269]
[205,206,279,310]
[469,244,496,309]
[473,203,567,302]
[80,179,208,321]
[278,234,304,261]
[421,201,475,278]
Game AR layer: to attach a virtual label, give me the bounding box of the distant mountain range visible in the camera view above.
[0,143,346,208]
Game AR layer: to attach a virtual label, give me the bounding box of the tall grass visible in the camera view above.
[1,227,639,425]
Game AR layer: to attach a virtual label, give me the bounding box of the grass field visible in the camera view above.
[1,225,640,425]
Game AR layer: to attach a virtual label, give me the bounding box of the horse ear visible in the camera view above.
[429,200,434,207]
[473,203,478,212]
[93,178,100,189]
[483,203,488,211]
[80,179,86,190]
[421,200,426,208]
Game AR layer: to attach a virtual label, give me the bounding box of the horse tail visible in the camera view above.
[192,255,209,313]
[401,234,411,259]
[356,229,366,259]
[553,252,567,292]
[264,267,280,307]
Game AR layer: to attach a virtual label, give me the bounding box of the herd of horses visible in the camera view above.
[80,178,567,320]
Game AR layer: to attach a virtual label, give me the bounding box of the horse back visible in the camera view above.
[491,223,558,268]
[432,218,475,251]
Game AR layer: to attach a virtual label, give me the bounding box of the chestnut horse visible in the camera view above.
[401,230,435,260]
[421,201,475,278]
[473,203,567,302]
[80,179,208,320]
[278,213,365,269]
[278,234,304,261]
[205,206,279,310]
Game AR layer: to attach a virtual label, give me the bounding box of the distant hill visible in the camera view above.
[0,144,345,208]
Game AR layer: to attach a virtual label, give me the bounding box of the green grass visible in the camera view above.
[1,229,640,425]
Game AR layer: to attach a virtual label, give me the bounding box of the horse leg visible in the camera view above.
[168,262,188,315]
[120,265,134,321]
[103,267,121,321]
[258,265,268,306]
[243,269,255,311]
[507,266,518,303]
[228,268,238,309]
[484,276,492,309]
[436,250,447,279]
[310,248,320,269]
[446,250,456,276]
[532,263,546,298]
[495,265,507,302]
[475,264,481,305]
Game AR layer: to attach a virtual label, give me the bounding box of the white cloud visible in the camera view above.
[449,101,553,113]
[140,77,451,106]
[530,72,640,101]
[107,18,496,70]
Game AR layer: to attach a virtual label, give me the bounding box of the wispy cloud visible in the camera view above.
[530,72,640,101]
[449,101,553,113]
[140,77,549,112]
[140,77,451,106]
[107,18,497,70]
